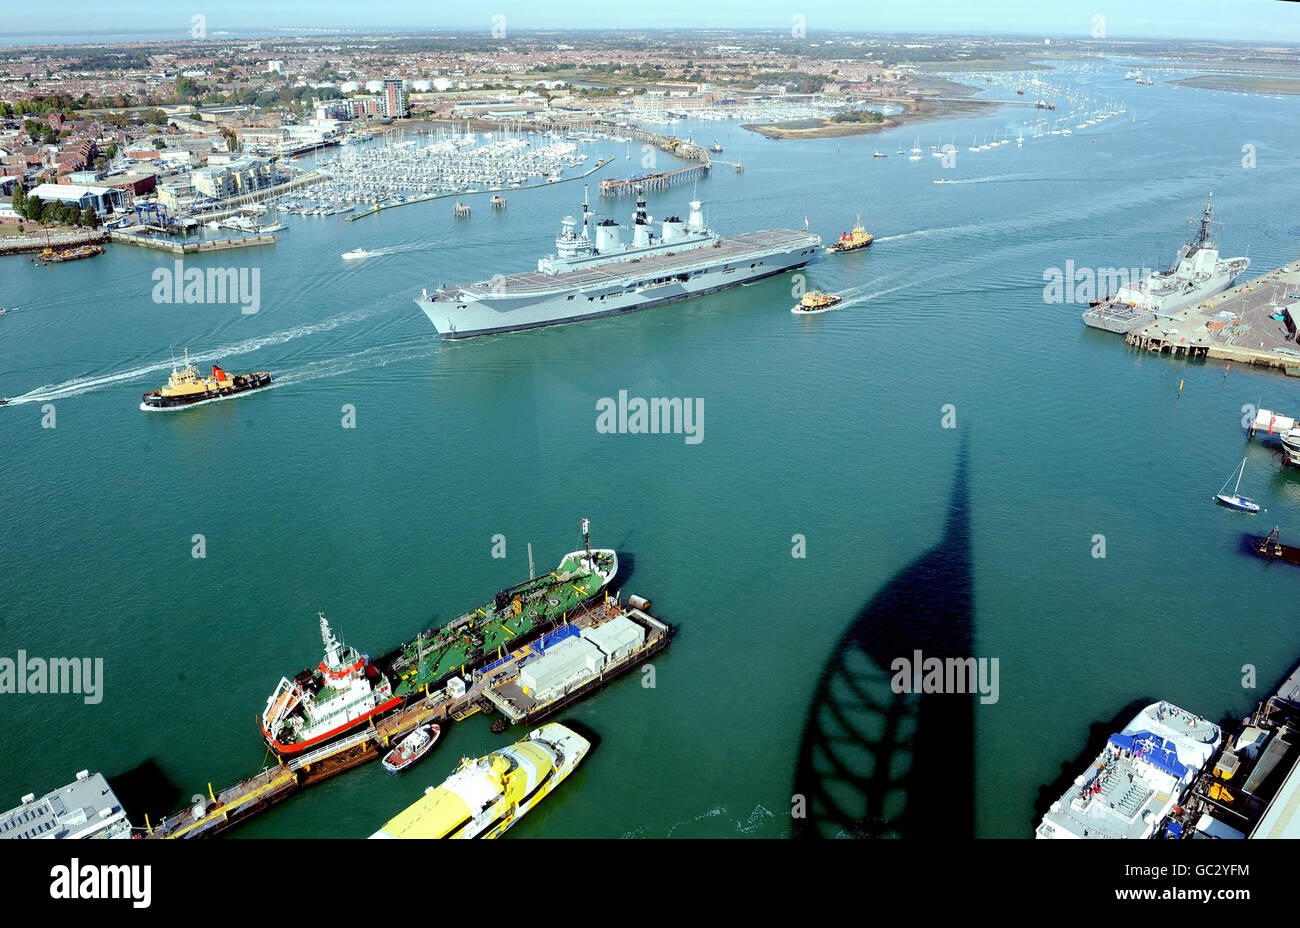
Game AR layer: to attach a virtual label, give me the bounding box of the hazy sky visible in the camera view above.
[11,0,1300,43]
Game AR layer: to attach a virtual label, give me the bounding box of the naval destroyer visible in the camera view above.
[415,187,822,338]
[1082,192,1250,333]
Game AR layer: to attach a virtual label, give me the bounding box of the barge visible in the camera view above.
[482,596,671,726]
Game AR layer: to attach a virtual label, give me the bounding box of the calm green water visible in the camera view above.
[3,62,1300,838]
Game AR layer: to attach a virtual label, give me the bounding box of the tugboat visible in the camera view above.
[825,215,874,254]
[140,349,272,410]
[793,290,843,314]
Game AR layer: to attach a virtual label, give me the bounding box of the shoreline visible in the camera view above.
[1169,74,1300,95]
[742,79,995,140]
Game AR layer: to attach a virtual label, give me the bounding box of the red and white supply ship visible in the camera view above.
[261,613,401,756]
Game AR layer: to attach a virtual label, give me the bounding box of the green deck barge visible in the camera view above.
[381,549,616,698]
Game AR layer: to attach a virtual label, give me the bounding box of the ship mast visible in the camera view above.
[1189,190,1220,249]
[580,518,592,565]
[319,612,344,668]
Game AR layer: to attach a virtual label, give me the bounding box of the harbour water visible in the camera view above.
[3,61,1300,838]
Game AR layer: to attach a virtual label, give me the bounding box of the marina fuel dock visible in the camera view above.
[144,594,669,839]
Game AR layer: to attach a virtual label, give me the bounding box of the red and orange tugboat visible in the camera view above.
[825,215,874,254]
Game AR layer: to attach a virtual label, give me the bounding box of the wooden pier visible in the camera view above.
[599,162,709,197]
[145,595,665,839]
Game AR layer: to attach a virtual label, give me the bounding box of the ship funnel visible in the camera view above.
[687,200,704,233]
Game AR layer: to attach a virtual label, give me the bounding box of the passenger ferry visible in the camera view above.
[370,723,590,838]
[1035,701,1221,839]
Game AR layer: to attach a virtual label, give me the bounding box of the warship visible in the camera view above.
[415,187,821,338]
[1082,192,1250,334]
[261,521,617,756]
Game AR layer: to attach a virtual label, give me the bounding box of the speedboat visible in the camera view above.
[381,724,441,774]
[342,249,369,260]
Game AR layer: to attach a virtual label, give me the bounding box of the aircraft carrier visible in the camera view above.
[415,187,822,338]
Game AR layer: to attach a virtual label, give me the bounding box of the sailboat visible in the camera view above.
[1215,458,1262,512]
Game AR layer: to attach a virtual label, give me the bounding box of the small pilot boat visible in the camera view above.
[381,724,441,774]
[792,290,843,315]
[342,248,370,260]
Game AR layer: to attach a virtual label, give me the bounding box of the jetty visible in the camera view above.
[0,229,109,257]
[599,162,708,197]
[1094,258,1300,374]
[109,230,276,254]
[143,594,668,839]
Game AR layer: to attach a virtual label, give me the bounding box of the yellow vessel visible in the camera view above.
[369,723,589,839]
[140,349,272,410]
[826,215,874,254]
[37,244,104,263]
[792,290,843,314]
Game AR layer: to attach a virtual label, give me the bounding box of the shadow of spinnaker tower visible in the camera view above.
[792,443,974,838]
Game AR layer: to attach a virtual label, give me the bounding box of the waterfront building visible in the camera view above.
[382,78,408,118]
[1,771,131,840]
[191,156,273,200]
[26,182,124,213]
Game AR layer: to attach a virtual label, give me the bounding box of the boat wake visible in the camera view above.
[348,239,443,259]
[271,339,437,388]
[3,306,385,405]
[620,803,781,838]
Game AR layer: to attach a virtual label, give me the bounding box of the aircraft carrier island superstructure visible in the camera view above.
[415,187,822,338]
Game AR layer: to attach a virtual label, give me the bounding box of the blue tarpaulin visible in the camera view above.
[1109,731,1189,780]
